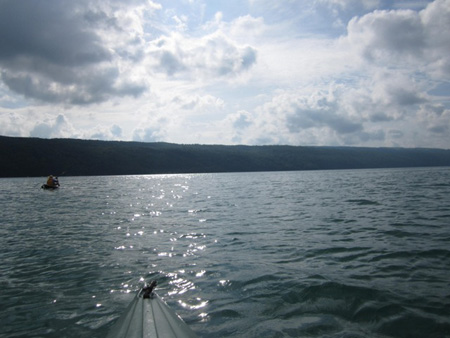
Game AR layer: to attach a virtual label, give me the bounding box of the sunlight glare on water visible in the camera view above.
[1,168,450,337]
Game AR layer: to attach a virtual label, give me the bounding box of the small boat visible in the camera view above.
[107,281,198,338]
[42,175,60,190]
[41,184,59,190]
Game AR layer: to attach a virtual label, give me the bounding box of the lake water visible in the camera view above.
[1,167,450,338]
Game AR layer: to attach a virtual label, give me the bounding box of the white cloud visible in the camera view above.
[0,0,449,149]
[346,0,450,78]
[132,125,165,142]
[85,124,124,140]
[145,31,257,79]
[0,110,30,137]
[231,87,366,146]
[30,114,77,139]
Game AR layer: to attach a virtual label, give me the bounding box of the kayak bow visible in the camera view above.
[107,281,198,338]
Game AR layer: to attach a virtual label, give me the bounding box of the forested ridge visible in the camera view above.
[1,136,449,177]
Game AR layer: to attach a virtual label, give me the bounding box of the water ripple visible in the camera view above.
[1,169,450,337]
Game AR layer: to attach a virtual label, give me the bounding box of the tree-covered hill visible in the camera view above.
[1,136,449,177]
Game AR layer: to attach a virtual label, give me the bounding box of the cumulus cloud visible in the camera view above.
[418,103,450,132]
[132,126,165,142]
[347,0,450,77]
[87,124,123,140]
[147,32,257,79]
[171,94,225,111]
[0,110,30,137]
[231,111,253,129]
[287,92,362,134]
[225,110,254,143]
[0,0,449,149]
[30,114,76,138]
[232,0,449,147]
[0,0,257,105]
[248,88,368,145]
[228,73,441,147]
[0,0,147,105]
[348,9,425,63]
[0,1,111,66]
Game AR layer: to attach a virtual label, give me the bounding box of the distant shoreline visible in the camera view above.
[1,135,450,178]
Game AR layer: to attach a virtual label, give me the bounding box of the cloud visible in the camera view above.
[246,87,368,145]
[0,1,111,66]
[132,126,165,142]
[231,110,253,129]
[227,72,439,147]
[225,110,254,143]
[347,0,450,77]
[147,32,257,79]
[320,0,381,11]
[0,107,130,140]
[0,110,29,137]
[87,124,123,140]
[0,0,449,149]
[418,103,450,132]
[368,71,428,110]
[30,114,76,138]
[348,9,425,63]
[171,94,225,111]
[0,0,257,105]
[283,93,363,135]
[0,0,147,105]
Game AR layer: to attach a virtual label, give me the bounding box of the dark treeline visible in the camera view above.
[1,135,450,177]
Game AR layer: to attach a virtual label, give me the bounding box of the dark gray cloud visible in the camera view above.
[158,51,186,76]
[0,0,256,106]
[0,1,112,66]
[340,129,386,146]
[370,112,392,122]
[286,104,363,135]
[387,86,427,106]
[0,0,146,105]
[428,125,448,134]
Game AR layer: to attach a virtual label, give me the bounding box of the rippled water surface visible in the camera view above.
[1,168,450,337]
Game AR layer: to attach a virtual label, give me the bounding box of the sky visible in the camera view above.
[0,0,449,148]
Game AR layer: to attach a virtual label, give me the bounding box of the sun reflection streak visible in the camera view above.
[195,270,206,277]
[158,252,174,257]
[198,313,209,322]
[219,279,231,287]
[178,298,208,310]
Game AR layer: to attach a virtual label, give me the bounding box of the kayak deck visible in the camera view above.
[107,282,197,338]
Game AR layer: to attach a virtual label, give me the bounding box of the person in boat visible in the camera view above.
[46,175,60,188]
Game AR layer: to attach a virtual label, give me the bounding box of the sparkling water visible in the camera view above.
[1,167,450,337]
